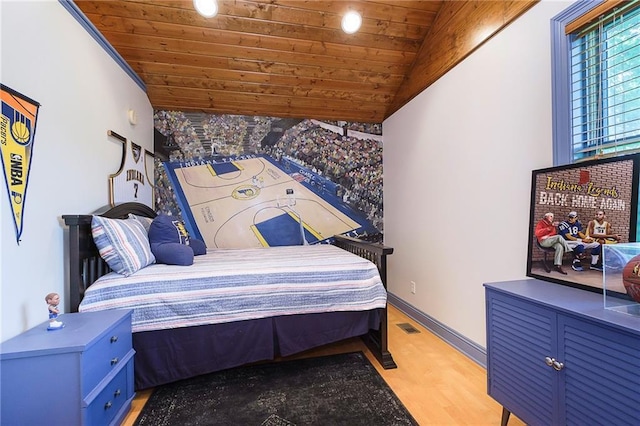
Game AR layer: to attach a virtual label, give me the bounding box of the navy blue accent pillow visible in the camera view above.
[148,215,207,265]
[190,238,207,256]
[151,242,194,266]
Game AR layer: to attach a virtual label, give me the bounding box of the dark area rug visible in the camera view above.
[134,351,417,426]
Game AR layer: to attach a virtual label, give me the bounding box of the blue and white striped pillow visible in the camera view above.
[91,216,156,276]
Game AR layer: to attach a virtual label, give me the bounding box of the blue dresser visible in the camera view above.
[485,279,640,426]
[0,309,135,426]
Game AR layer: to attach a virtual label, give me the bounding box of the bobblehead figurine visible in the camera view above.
[45,292,64,330]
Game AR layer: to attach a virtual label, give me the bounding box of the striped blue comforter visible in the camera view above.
[79,244,387,332]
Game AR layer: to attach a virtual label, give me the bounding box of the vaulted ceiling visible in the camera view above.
[74,0,537,123]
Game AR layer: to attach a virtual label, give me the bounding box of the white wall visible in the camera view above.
[0,1,153,341]
[383,1,574,347]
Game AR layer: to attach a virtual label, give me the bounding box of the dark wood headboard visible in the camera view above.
[62,202,157,313]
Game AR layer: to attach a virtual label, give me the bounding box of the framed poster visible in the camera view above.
[526,153,640,298]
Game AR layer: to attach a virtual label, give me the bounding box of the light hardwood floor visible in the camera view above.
[123,304,525,425]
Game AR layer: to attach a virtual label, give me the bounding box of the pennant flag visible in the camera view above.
[1,84,40,244]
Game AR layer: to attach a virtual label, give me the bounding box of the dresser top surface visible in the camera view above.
[0,309,132,358]
[485,279,640,334]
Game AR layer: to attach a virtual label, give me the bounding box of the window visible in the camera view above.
[552,0,640,164]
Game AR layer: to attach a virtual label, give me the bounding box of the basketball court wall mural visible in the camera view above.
[153,112,383,249]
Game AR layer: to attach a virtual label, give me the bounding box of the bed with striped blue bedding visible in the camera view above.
[79,244,387,333]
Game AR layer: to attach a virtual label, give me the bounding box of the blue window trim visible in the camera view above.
[551,0,605,166]
[59,0,147,92]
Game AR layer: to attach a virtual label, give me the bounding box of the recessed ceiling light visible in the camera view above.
[341,11,362,34]
[193,0,218,18]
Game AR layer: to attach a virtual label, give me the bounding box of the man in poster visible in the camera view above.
[535,212,574,275]
[558,211,602,271]
[587,210,621,244]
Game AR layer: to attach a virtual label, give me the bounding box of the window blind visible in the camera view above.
[570,0,640,162]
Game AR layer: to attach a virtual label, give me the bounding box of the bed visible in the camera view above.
[63,202,396,390]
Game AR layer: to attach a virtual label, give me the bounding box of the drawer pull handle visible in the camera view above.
[111,357,119,365]
[104,401,113,410]
[114,389,121,397]
[110,336,118,343]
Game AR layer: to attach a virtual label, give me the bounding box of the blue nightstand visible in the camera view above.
[1,309,135,426]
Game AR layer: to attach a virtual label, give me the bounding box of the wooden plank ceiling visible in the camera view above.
[75,0,538,123]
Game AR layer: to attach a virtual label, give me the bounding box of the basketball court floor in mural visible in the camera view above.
[165,155,364,248]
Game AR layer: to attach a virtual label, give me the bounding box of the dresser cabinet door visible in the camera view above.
[486,291,558,426]
[558,315,640,425]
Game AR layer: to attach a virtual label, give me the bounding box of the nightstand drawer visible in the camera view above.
[83,313,133,395]
[85,356,134,425]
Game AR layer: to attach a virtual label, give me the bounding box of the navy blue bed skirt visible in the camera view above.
[133,309,381,390]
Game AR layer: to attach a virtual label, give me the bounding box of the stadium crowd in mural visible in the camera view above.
[153,111,384,233]
[262,125,383,231]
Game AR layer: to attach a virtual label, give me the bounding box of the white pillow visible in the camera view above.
[128,213,154,233]
[91,216,155,276]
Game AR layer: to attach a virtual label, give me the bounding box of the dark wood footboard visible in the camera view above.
[332,235,397,369]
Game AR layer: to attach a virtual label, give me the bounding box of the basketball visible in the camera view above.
[622,255,640,303]
[11,121,30,144]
